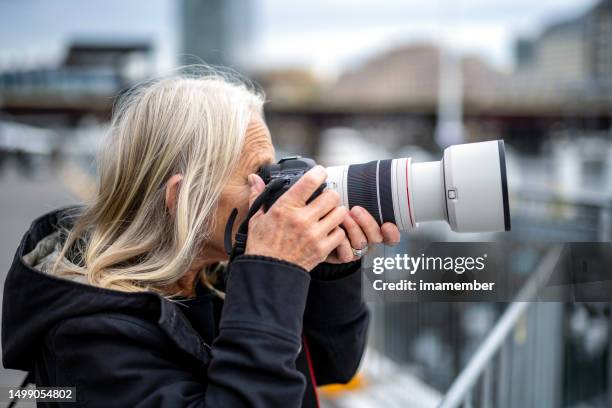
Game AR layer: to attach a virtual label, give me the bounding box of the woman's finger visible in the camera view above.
[307,189,340,219]
[381,222,401,246]
[317,206,347,234]
[350,206,383,243]
[248,174,266,208]
[281,165,327,206]
[335,238,354,263]
[320,227,347,256]
[342,212,368,250]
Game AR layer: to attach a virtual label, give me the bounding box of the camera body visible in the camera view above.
[257,156,326,210]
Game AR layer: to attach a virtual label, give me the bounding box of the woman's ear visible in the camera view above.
[165,174,183,215]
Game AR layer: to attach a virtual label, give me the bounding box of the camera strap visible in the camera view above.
[223,180,321,408]
[224,178,286,262]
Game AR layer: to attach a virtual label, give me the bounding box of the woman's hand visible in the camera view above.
[245,166,348,272]
[325,206,401,264]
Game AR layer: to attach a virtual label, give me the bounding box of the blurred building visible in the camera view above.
[515,0,612,99]
[585,0,612,95]
[0,41,153,126]
[321,0,612,112]
[180,0,253,69]
[252,68,323,106]
[515,19,587,86]
[0,41,152,94]
[325,44,507,110]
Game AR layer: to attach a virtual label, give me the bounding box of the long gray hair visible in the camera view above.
[52,67,264,294]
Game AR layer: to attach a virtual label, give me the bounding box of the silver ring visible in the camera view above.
[351,244,368,258]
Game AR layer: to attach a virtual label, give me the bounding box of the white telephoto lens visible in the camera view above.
[325,140,510,233]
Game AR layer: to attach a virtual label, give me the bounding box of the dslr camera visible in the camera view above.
[258,140,510,233]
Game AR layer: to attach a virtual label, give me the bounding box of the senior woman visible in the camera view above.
[2,71,399,407]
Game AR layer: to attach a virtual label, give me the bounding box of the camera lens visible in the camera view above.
[325,140,510,233]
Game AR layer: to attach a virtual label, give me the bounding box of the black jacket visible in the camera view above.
[2,207,369,407]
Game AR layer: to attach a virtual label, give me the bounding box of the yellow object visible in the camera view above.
[318,373,367,398]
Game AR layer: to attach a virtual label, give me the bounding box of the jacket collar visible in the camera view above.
[3,206,210,371]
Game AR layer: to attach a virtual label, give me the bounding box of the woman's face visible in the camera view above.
[203,114,275,263]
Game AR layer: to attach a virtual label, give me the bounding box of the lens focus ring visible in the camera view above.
[347,160,382,224]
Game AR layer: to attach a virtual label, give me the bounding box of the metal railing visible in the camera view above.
[512,188,612,242]
[438,246,565,408]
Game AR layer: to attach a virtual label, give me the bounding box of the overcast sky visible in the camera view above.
[0,0,599,76]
